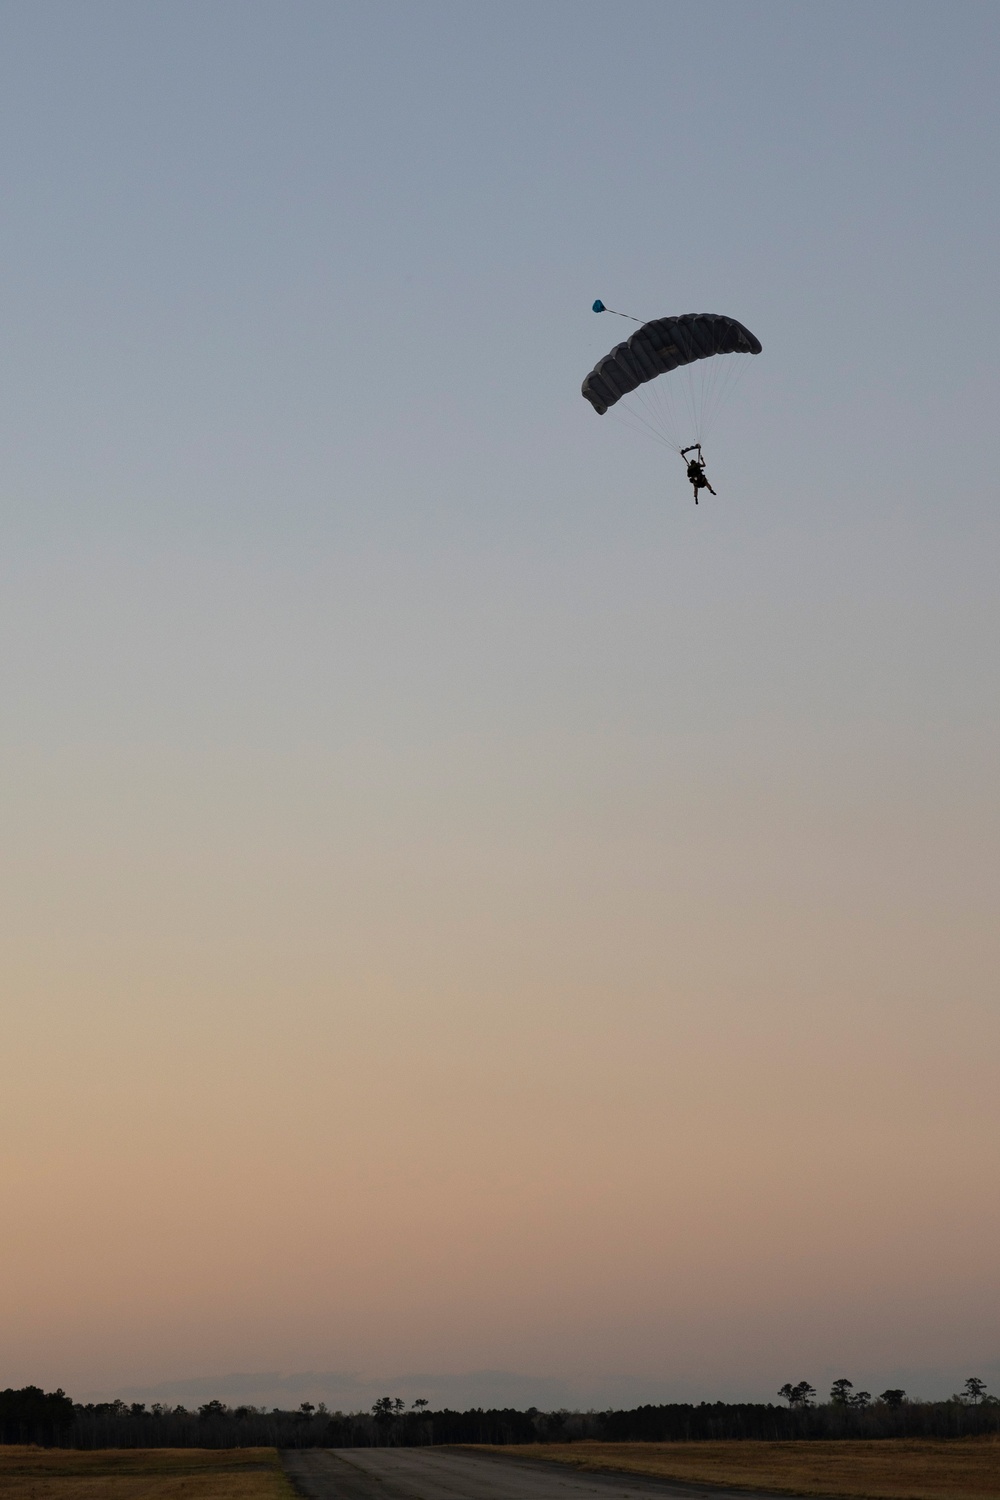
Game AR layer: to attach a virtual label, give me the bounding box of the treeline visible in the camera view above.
[68,1399,536,1450]
[3,1380,1000,1449]
[597,1395,1000,1443]
[0,1387,75,1445]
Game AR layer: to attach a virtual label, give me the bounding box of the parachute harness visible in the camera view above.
[681,444,716,504]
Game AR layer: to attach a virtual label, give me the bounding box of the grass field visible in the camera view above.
[0,1448,296,1500]
[477,1439,1000,1500]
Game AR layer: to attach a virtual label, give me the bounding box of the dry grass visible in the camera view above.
[473,1440,1000,1500]
[0,1448,295,1500]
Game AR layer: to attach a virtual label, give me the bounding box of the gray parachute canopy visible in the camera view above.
[582,313,762,415]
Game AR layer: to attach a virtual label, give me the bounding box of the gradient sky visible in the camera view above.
[1,0,999,1408]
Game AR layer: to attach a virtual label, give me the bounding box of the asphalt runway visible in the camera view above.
[281,1449,791,1500]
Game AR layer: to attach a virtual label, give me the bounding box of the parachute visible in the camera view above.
[582,310,761,453]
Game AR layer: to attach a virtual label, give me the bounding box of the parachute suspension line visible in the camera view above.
[684,351,754,446]
[683,363,701,444]
[699,352,752,441]
[592,299,643,323]
[695,352,723,441]
[608,407,677,451]
[618,352,755,454]
[702,354,724,435]
[652,374,684,452]
[616,348,756,453]
[628,373,683,453]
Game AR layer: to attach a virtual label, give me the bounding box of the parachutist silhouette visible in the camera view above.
[681,444,716,503]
